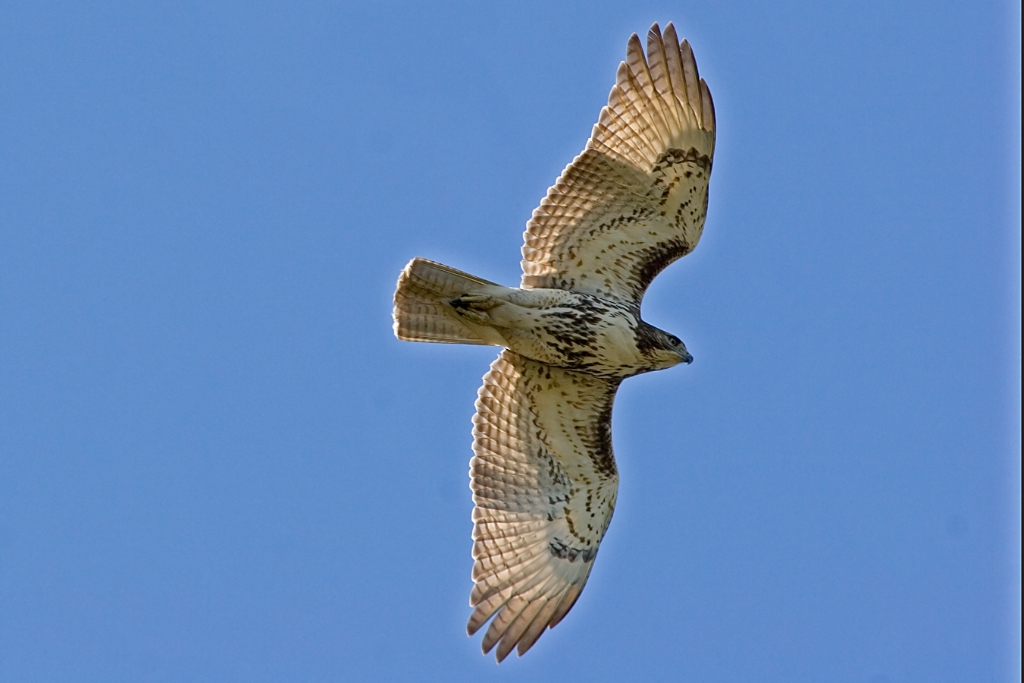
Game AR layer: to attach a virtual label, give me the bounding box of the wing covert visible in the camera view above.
[521,22,716,305]
[468,350,620,661]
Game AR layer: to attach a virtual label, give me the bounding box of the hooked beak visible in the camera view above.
[680,350,694,365]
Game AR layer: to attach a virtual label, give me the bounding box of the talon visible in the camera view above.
[449,295,494,324]
[450,294,496,310]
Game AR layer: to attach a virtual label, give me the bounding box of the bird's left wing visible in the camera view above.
[468,350,620,661]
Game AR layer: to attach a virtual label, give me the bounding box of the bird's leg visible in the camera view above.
[450,294,500,324]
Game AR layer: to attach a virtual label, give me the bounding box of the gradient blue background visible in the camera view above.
[1,2,1019,681]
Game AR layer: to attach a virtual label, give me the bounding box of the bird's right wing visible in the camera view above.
[468,350,621,661]
[520,22,716,306]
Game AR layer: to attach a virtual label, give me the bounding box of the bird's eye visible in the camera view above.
[668,335,681,345]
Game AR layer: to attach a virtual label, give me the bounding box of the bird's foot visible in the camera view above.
[450,294,498,323]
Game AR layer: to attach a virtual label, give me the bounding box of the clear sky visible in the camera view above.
[0,1,1019,681]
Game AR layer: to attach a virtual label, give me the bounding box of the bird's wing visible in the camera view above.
[468,350,620,662]
[521,22,716,306]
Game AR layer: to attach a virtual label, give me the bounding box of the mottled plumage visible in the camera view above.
[392,22,715,661]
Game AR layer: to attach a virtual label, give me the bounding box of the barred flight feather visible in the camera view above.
[468,350,619,660]
[521,22,715,306]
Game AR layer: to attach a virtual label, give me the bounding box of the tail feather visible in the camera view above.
[393,258,503,345]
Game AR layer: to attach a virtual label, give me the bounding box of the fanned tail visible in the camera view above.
[393,258,503,345]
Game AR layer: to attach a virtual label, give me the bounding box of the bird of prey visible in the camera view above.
[392,23,715,662]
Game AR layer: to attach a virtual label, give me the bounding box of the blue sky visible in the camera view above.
[0,1,1019,681]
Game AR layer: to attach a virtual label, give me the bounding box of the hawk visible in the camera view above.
[392,23,715,662]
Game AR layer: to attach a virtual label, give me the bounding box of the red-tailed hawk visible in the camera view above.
[393,22,715,662]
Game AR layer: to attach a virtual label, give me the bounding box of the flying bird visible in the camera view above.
[392,22,715,662]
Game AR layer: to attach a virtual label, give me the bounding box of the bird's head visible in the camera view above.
[665,332,694,366]
[637,323,693,370]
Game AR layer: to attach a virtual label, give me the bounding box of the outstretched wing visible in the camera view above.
[468,350,620,661]
[521,22,716,306]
